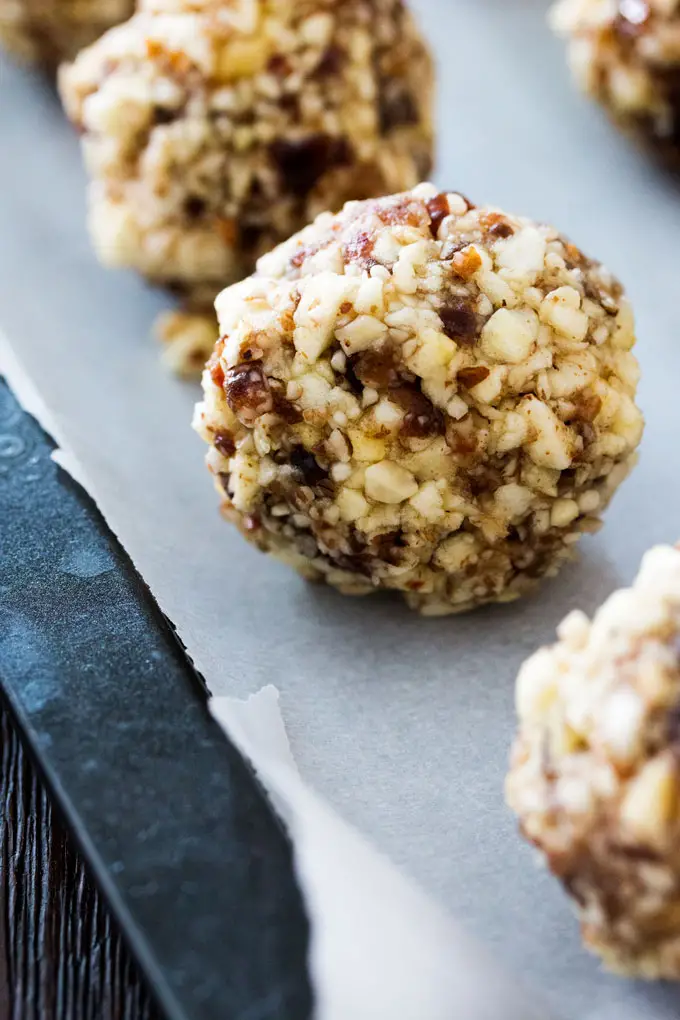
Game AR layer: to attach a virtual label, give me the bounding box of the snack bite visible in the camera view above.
[59,0,434,374]
[194,184,643,614]
[0,0,133,71]
[507,545,680,978]
[551,0,680,158]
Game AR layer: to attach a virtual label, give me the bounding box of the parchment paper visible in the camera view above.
[212,687,549,1020]
[1,1,680,1016]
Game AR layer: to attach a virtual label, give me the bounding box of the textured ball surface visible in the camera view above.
[507,545,680,978]
[59,0,434,373]
[193,184,643,615]
[0,0,133,71]
[551,0,680,154]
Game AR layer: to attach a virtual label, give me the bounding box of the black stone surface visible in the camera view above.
[0,376,313,1020]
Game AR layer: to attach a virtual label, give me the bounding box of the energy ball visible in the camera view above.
[551,0,680,157]
[0,0,133,71]
[507,546,680,978]
[192,184,643,615]
[58,0,434,375]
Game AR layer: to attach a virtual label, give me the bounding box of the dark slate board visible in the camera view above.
[0,376,313,1020]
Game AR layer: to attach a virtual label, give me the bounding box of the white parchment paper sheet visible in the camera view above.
[2,1,680,1016]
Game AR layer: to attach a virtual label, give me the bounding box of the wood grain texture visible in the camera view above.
[0,704,162,1020]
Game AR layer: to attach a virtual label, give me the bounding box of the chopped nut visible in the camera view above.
[556,609,590,648]
[348,429,387,463]
[336,315,389,355]
[409,481,445,521]
[621,757,679,847]
[451,245,483,279]
[337,487,370,522]
[598,686,646,766]
[433,533,478,572]
[481,308,538,364]
[294,273,357,363]
[515,647,559,721]
[405,329,457,376]
[495,484,533,521]
[495,227,547,280]
[550,497,579,528]
[217,36,271,80]
[521,396,576,470]
[446,395,469,421]
[364,461,418,503]
[540,287,589,342]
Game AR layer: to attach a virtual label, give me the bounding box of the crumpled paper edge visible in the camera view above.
[1,332,93,492]
[212,686,553,1020]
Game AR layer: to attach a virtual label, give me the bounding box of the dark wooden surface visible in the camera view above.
[0,703,161,1020]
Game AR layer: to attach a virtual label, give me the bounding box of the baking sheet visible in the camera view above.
[1,1,680,1016]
